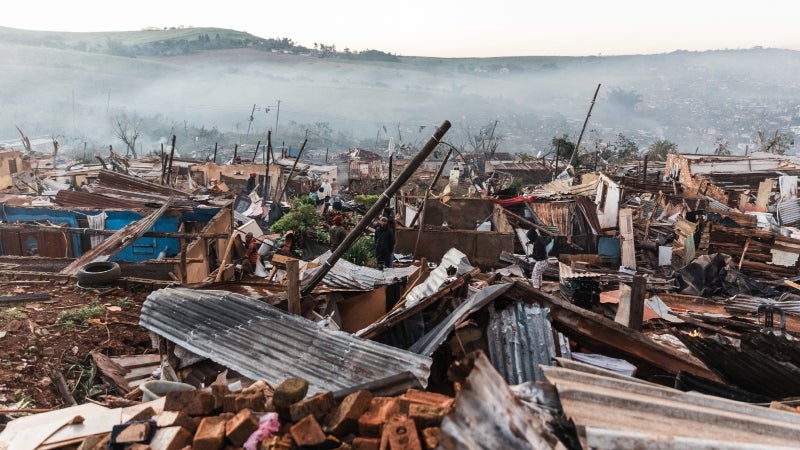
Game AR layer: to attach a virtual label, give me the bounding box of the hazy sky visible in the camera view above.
[3,0,798,57]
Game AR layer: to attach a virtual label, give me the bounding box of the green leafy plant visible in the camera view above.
[56,303,104,330]
[269,199,320,236]
[354,194,379,210]
[342,235,376,267]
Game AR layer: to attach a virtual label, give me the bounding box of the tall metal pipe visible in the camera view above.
[301,120,452,296]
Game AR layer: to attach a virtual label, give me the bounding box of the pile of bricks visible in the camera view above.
[80,377,455,450]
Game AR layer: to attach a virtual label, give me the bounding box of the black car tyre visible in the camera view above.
[76,261,121,287]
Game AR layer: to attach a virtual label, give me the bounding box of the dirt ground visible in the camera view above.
[0,275,154,412]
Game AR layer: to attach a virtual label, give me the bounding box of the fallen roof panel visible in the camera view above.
[139,287,431,395]
[543,365,800,448]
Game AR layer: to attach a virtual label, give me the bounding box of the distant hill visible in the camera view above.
[1,26,798,159]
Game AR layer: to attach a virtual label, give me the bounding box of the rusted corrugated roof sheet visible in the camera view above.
[54,190,146,209]
[675,331,800,399]
[437,352,564,449]
[96,169,189,197]
[487,301,556,384]
[543,363,800,448]
[139,288,431,395]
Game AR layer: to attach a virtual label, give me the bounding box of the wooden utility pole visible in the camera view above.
[165,135,176,186]
[568,83,601,168]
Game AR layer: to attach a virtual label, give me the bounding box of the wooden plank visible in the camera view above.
[287,258,300,315]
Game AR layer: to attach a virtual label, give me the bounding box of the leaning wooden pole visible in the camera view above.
[301,120,452,296]
[410,148,452,228]
[272,137,307,205]
[568,83,601,168]
[412,148,452,255]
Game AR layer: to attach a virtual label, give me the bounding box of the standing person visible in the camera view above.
[374,216,395,269]
[527,228,552,289]
[320,178,332,199]
[329,215,347,251]
[241,232,260,276]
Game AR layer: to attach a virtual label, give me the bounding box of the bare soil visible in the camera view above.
[0,276,154,410]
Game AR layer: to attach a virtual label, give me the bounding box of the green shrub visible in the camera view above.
[343,235,376,267]
[269,198,320,236]
[354,194,379,210]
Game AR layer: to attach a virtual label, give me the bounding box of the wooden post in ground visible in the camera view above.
[287,259,300,315]
[628,275,646,331]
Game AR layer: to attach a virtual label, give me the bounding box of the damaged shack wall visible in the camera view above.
[0,206,83,256]
[422,198,497,230]
[0,150,25,188]
[183,206,232,284]
[395,229,512,270]
[105,211,180,262]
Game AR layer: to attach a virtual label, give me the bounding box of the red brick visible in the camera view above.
[225,408,259,446]
[385,414,421,450]
[111,421,153,444]
[290,414,326,447]
[154,410,197,434]
[149,426,192,450]
[352,436,381,450]
[422,427,439,450]
[403,389,454,409]
[358,397,400,437]
[193,416,228,450]
[408,403,448,429]
[324,390,373,436]
[290,390,335,422]
[234,392,266,411]
[164,390,217,416]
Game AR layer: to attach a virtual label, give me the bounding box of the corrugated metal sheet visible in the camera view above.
[54,190,146,209]
[437,352,563,449]
[543,364,800,448]
[558,262,603,279]
[404,248,475,308]
[139,288,431,395]
[301,250,388,291]
[408,283,512,356]
[778,199,800,226]
[487,301,556,384]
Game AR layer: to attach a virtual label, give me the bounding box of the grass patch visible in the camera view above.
[56,303,104,330]
[0,308,27,326]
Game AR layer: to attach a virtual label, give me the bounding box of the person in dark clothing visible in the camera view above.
[374,216,395,269]
[329,215,347,250]
[527,228,552,288]
[240,232,260,276]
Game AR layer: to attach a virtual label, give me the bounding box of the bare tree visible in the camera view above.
[15,125,32,154]
[757,129,794,155]
[462,121,502,156]
[112,113,142,159]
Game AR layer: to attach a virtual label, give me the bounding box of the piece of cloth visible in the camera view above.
[530,259,549,289]
[86,212,107,248]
